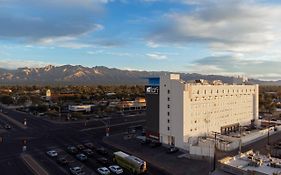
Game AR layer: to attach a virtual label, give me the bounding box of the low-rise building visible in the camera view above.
[68,104,95,112]
[219,150,281,175]
[117,98,146,111]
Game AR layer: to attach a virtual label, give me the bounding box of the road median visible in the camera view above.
[0,113,27,129]
[21,154,49,175]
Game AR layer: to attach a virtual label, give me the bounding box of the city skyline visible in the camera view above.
[1,0,281,80]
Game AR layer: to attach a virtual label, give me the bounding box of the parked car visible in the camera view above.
[82,149,94,157]
[149,141,162,148]
[97,157,108,165]
[96,147,108,155]
[109,165,123,174]
[97,167,111,175]
[67,146,78,154]
[76,144,85,150]
[57,156,69,165]
[76,153,88,162]
[70,166,85,175]
[84,142,96,149]
[46,150,58,157]
[166,147,179,154]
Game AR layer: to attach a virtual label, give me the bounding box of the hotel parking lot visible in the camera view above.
[104,134,212,175]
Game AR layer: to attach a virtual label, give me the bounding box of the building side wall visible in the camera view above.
[159,75,184,148]
[183,85,258,138]
[145,92,160,139]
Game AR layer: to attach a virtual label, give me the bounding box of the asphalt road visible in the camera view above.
[0,106,164,175]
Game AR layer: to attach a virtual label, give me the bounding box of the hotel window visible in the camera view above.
[167,112,170,116]
[168,89,170,94]
[168,97,170,101]
[168,104,170,108]
[167,119,170,123]
[167,127,170,131]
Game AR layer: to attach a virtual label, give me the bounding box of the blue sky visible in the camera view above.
[0,0,281,80]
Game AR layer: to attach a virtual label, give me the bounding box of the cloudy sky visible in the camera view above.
[0,0,281,80]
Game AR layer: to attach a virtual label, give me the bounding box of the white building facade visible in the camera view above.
[159,74,259,150]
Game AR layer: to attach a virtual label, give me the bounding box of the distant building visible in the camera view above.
[46,89,51,100]
[145,74,259,151]
[68,105,95,112]
[117,98,146,111]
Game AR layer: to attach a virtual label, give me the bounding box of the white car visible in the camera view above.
[109,165,123,174]
[70,166,85,175]
[97,167,111,175]
[46,150,58,157]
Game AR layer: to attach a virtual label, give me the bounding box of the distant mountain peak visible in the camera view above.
[43,65,55,72]
[0,65,278,85]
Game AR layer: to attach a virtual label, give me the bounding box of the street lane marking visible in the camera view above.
[80,119,146,132]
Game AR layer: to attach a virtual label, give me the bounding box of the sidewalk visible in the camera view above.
[21,154,49,175]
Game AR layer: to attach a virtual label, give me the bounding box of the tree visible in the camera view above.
[0,95,13,105]
[16,95,29,105]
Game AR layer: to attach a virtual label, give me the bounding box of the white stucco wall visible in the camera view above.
[159,74,259,151]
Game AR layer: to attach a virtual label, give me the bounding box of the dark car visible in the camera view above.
[150,141,162,148]
[97,157,108,165]
[67,146,78,154]
[76,153,88,162]
[57,156,69,165]
[82,149,94,157]
[166,147,179,154]
[140,138,151,145]
[96,147,108,155]
[76,144,86,150]
[84,142,96,149]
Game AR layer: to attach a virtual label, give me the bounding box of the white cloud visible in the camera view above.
[0,59,56,69]
[146,41,160,48]
[146,53,168,60]
[150,1,281,53]
[186,55,281,80]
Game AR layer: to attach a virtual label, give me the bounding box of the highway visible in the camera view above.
[0,106,164,175]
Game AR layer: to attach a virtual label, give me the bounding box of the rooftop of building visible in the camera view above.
[219,150,281,175]
[163,74,253,86]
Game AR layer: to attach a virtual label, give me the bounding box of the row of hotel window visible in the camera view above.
[191,101,253,108]
[193,88,256,95]
[190,94,254,101]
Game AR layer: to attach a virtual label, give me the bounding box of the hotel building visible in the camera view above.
[145,74,259,150]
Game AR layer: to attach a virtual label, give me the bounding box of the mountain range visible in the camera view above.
[0,65,280,85]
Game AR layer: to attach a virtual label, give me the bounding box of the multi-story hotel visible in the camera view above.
[145,74,259,150]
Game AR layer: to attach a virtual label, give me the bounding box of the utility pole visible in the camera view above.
[213,132,217,172]
[211,131,219,173]
[268,116,271,146]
